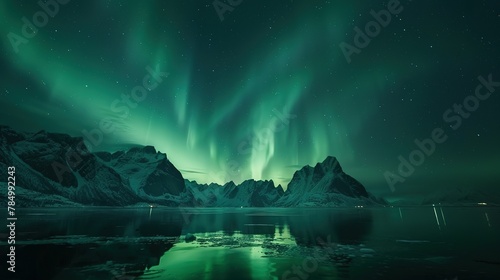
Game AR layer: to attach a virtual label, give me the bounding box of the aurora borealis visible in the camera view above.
[1,0,499,199]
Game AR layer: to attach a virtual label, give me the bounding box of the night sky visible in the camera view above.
[1,0,499,200]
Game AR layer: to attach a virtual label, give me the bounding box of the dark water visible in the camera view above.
[1,207,499,280]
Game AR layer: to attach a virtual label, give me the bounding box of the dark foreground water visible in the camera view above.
[1,207,499,280]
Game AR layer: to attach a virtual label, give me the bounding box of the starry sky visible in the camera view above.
[1,0,499,200]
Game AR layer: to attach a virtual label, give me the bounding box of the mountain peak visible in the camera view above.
[320,156,343,173]
[277,156,372,206]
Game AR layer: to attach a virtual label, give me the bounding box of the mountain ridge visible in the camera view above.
[0,125,381,207]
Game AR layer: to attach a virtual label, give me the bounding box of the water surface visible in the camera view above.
[1,207,499,279]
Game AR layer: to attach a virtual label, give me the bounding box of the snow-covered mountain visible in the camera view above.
[184,156,382,207]
[0,125,188,207]
[184,179,284,207]
[276,156,380,207]
[0,126,380,207]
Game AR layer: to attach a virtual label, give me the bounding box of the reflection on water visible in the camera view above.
[0,208,185,280]
[180,208,373,245]
[153,208,374,280]
[0,207,499,280]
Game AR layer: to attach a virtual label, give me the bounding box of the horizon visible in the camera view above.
[2,123,498,200]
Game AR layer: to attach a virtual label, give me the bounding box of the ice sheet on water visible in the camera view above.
[174,231,379,267]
